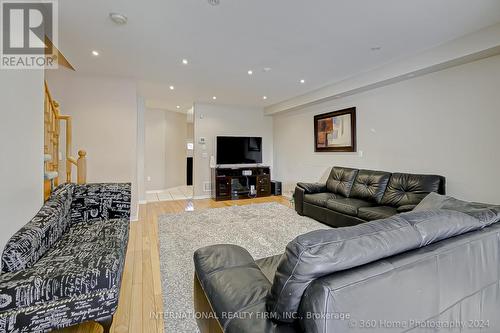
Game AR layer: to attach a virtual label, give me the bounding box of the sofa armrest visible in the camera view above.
[296,182,327,194]
[294,187,305,216]
[193,244,272,332]
[294,183,326,216]
[70,183,131,223]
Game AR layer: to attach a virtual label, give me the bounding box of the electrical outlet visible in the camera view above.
[147,176,152,181]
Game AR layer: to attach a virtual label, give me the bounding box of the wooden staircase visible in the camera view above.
[44,81,87,199]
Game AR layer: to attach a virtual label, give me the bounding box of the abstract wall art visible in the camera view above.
[314,107,356,152]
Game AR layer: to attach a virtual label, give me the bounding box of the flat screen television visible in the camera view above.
[216,136,262,165]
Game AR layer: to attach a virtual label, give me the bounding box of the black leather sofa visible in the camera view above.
[0,183,131,333]
[193,194,500,333]
[294,166,446,227]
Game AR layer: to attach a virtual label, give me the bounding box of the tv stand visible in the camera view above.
[211,166,271,201]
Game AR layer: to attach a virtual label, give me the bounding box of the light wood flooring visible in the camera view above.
[57,196,291,333]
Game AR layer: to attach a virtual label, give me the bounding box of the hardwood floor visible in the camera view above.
[56,196,291,333]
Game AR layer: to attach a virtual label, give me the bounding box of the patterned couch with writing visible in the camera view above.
[0,183,131,333]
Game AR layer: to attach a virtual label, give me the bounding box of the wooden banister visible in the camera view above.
[77,150,87,184]
[44,80,87,198]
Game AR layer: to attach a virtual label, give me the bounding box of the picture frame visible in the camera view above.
[314,107,356,152]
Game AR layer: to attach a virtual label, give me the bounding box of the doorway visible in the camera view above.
[144,107,194,202]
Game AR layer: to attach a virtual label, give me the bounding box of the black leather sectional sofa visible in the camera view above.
[193,194,500,333]
[294,166,446,227]
[0,183,131,333]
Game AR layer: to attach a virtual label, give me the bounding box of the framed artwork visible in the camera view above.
[314,107,356,152]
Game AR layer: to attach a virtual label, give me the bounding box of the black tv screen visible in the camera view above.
[216,136,262,164]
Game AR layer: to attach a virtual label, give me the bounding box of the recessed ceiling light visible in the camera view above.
[212,96,217,100]
[92,50,99,56]
[263,67,272,72]
[300,79,306,84]
[247,70,253,75]
[109,13,128,25]
[182,59,188,65]
[371,46,382,51]
[176,105,180,109]
[169,85,175,90]
[262,96,268,100]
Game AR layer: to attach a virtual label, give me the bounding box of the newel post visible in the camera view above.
[77,150,87,184]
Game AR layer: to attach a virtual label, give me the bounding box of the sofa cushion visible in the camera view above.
[397,204,417,213]
[349,170,391,203]
[1,183,75,273]
[267,209,489,323]
[0,218,129,313]
[358,206,398,221]
[326,198,374,216]
[304,192,337,207]
[381,173,443,207]
[326,167,358,197]
[415,192,500,225]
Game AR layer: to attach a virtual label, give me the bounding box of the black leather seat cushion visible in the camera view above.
[326,167,358,197]
[358,206,398,221]
[381,173,443,207]
[349,170,391,203]
[304,193,337,207]
[326,198,374,216]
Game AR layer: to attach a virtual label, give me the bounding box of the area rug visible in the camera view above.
[157,202,328,332]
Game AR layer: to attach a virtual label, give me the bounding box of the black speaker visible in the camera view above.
[271,181,282,196]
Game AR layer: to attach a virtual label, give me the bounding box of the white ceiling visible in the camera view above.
[58,0,500,111]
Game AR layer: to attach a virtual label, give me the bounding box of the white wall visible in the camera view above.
[193,104,273,197]
[273,55,500,204]
[145,109,167,190]
[165,110,188,189]
[45,70,139,219]
[136,97,146,203]
[0,70,44,254]
[145,109,188,191]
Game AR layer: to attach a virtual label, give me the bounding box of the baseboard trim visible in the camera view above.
[193,195,211,200]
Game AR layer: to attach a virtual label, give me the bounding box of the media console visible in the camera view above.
[211,166,271,201]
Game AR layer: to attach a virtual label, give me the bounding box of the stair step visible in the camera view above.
[44,154,52,162]
[44,171,58,180]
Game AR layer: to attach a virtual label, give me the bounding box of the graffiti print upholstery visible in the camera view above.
[0,183,131,333]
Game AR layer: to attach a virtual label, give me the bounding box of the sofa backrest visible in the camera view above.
[298,222,500,333]
[1,183,75,273]
[349,169,391,203]
[380,173,445,207]
[70,183,132,224]
[325,167,358,197]
[266,207,500,323]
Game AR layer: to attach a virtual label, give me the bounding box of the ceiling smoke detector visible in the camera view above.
[109,13,128,25]
[208,0,220,6]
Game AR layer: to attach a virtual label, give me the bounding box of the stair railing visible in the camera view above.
[44,81,87,192]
